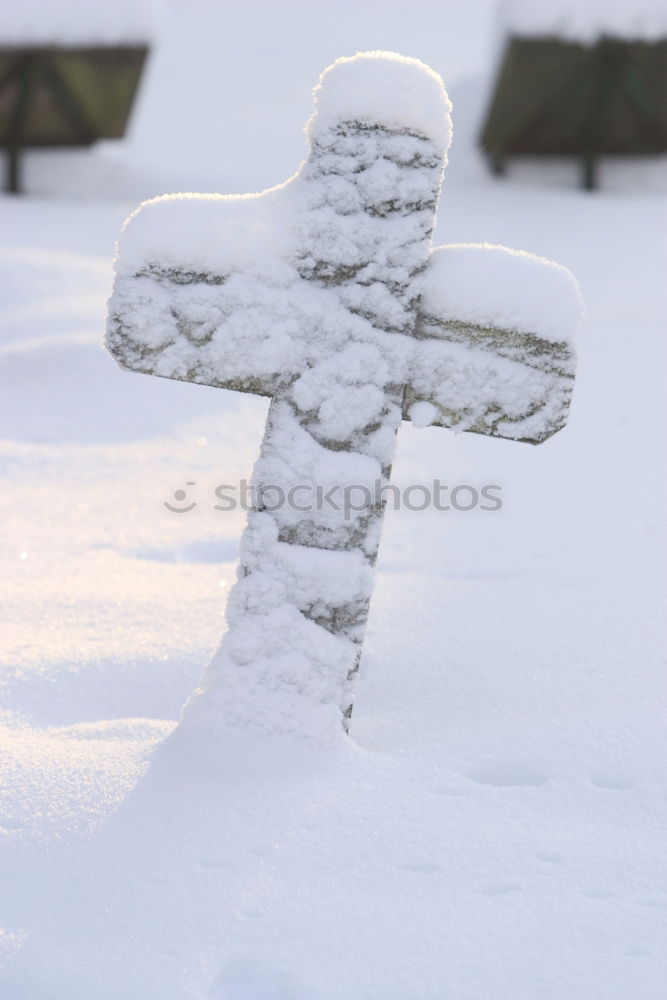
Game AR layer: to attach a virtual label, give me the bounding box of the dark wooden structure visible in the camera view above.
[0,45,148,193]
[480,35,667,190]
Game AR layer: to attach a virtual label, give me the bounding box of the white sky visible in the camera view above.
[129,0,500,177]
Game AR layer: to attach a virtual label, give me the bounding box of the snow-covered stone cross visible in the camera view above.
[107,52,582,740]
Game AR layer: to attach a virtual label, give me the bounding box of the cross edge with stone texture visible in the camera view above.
[106,52,582,741]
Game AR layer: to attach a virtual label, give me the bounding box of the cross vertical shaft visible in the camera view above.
[184,121,446,736]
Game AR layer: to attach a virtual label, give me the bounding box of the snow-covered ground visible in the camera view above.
[1,2,666,998]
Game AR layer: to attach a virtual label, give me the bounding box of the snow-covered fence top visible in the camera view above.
[504,0,667,44]
[107,51,583,740]
[0,0,157,46]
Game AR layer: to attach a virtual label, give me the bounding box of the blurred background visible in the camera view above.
[6,0,667,199]
[6,0,500,198]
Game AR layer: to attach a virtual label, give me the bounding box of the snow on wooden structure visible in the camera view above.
[0,0,155,192]
[480,0,667,189]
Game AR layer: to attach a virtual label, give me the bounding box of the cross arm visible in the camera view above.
[106,188,298,398]
[405,244,583,443]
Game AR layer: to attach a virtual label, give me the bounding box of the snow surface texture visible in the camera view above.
[107,51,582,739]
[504,0,667,43]
[0,0,157,46]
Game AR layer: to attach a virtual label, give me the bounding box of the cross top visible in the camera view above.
[107,52,582,740]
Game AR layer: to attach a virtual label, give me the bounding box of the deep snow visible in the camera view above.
[1,1,666,998]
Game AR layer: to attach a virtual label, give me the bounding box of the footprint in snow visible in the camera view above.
[466,760,549,787]
[395,860,441,874]
[210,957,308,999]
[583,888,618,900]
[196,857,232,871]
[481,881,522,896]
[130,539,239,564]
[590,772,635,791]
[431,784,470,797]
